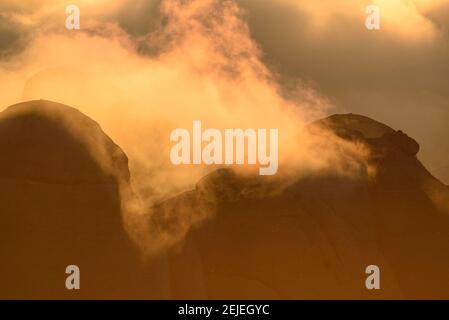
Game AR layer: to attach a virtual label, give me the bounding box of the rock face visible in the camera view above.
[315,113,395,139]
[156,113,449,299]
[0,101,448,299]
[0,100,140,299]
[0,100,130,184]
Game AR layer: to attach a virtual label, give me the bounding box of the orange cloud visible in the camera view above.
[0,0,374,255]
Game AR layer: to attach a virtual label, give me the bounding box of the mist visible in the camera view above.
[0,0,411,255]
[240,0,449,183]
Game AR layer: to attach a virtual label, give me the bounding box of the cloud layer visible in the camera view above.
[241,0,449,183]
[1,0,446,254]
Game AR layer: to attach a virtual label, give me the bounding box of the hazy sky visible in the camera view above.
[241,0,449,183]
[0,0,448,183]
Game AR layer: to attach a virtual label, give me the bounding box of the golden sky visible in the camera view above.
[0,0,448,183]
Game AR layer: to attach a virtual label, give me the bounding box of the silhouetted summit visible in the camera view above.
[0,100,139,299]
[156,113,449,299]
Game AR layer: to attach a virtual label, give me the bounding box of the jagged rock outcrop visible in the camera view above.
[156,113,449,299]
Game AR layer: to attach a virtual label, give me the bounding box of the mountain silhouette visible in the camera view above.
[154,115,449,299]
[0,100,448,299]
[0,100,144,299]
